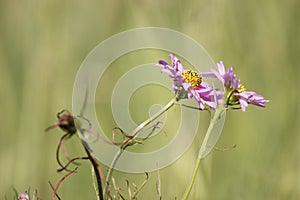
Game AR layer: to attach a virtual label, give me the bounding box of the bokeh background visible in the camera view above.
[1,0,299,199]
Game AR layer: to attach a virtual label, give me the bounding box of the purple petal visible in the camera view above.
[212,68,225,84]
[198,102,205,110]
[248,93,269,107]
[231,77,240,90]
[217,61,225,76]
[160,68,176,78]
[18,193,29,200]
[201,71,217,78]
[158,59,169,66]
[239,97,249,112]
[239,91,269,109]
[169,54,184,72]
[182,82,191,92]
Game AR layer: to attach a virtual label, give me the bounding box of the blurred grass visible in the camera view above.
[0,0,299,199]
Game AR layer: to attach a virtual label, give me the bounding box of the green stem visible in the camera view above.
[198,101,226,158]
[182,156,201,200]
[105,149,123,185]
[122,97,177,148]
[105,97,177,197]
[182,101,226,200]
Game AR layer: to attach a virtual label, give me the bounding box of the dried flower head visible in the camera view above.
[45,110,76,135]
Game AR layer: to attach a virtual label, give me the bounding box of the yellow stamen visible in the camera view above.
[228,83,247,105]
[237,84,246,93]
[182,70,202,88]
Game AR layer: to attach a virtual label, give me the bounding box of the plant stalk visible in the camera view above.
[182,100,226,200]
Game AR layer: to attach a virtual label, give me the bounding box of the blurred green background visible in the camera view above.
[1,0,299,199]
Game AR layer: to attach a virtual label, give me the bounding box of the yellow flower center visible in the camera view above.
[228,84,247,105]
[182,69,202,88]
[237,84,246,93]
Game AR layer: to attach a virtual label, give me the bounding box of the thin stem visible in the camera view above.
[105,97,177,197]
[56,133,73,172]
[182,100,226,200]
[105,149,124,189]
[198,101,226,158]
[82,141,104,200]
[52,167,78,200]
[181,157,201,200]
[132,172,149,199]
[121,97,177,148]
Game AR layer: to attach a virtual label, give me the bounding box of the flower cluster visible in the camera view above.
[157,54,268,112]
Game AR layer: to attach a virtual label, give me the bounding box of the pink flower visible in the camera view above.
[18,193,29,200]
[157,54,221,109]
[202,61,269,111]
